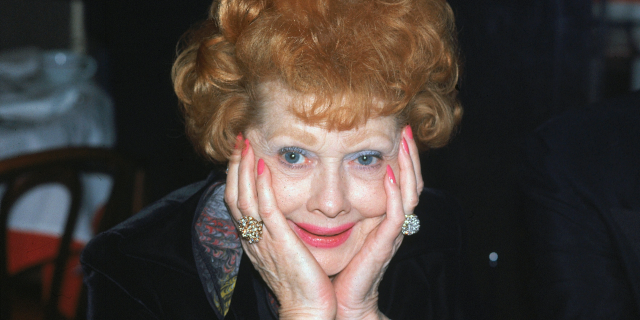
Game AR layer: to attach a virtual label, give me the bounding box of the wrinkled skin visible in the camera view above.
[225,87,423,320]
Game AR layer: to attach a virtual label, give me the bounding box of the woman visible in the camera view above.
[81,0,474,319]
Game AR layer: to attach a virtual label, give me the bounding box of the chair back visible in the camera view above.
[0,147,144,320]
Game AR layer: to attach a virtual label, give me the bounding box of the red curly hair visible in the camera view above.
[173,0,461,162]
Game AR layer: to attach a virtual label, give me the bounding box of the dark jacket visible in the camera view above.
[81,173,479,319]
[521,91,640,319]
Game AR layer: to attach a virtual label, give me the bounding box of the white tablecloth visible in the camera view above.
[0,48,115,242]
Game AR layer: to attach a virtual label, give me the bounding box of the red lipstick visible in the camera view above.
[289,222,354,248]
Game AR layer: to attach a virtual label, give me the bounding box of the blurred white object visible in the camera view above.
[0,48,99,123]
[0,47,40,80]
[0,83,115,158]
[42,50,96,85]
[0,47,115,242]
[0,87,81,122]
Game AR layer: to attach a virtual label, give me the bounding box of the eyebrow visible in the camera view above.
[342,130,395,147]
[268,126,397,152]
[268,127,318,146]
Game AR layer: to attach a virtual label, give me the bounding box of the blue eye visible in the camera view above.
[279,147,308,166]
[284,152,304,164]
[354,152,381,166]
[357,155,374,165]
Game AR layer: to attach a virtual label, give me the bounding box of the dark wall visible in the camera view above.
[85,0,214,202]
[426,1,596,318]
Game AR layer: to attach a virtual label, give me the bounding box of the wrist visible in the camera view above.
[279,309,336,320]
[269,292,337,320]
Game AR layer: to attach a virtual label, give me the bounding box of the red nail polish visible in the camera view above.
[387,165,396,184]
[405,125,413,140]
[242,139,250,156]
[402,137,410,154]
[257,159,265,175]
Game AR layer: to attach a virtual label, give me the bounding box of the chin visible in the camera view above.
[316,254,349,277]
[307,244,358,277]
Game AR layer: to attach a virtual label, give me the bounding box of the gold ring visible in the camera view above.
[238,216,264,243]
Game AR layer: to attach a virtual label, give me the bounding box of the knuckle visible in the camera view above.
[224,192,235,206]
[260,206,275,218]
[408,196,420,209]
[236,198,253,212]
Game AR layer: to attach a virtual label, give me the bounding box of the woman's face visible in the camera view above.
[246,86,402,276]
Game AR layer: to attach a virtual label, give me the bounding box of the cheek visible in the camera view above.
[349,158,398,218]
[268,165,309,216]
[349,176,387,218]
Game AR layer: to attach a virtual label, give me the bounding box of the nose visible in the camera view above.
[306,167,351,218]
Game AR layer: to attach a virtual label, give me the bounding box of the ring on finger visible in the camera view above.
[238,216,264,243]
[401,214,420,236]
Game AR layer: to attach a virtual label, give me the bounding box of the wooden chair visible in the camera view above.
[0,147,145,320]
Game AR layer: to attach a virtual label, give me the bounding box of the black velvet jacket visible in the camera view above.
[81,173,479,319]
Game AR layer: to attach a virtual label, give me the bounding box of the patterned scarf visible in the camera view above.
[192,183,242,317]
[193,182,281,318]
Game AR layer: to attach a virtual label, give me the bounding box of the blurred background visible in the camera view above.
[1,0,638,319]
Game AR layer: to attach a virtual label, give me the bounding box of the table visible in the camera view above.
[0,48,115,318]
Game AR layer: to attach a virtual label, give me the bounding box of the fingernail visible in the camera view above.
[234,133,243,149]
[405,125,413,140]
[402,137,410,154]
[242,138,250,156]
[257,158,265,175]
[387,165,396,184]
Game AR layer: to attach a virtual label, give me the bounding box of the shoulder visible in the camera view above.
[80,175,222,318]
[82,178,209,272]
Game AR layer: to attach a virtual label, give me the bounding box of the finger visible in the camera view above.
[225,133,244,219]
[375,165,406,240]
[255,159,298,241]
[399,137,420,214]
[236,138,260,219]
[405,125,424,195]
[338,165,404,276]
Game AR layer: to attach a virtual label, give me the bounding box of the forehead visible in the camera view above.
[256,83,400,145]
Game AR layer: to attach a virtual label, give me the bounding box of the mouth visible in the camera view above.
[289,222,355,248]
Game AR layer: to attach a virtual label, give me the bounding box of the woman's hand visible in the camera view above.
[331,126,423,320]
[225,136,337,320]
